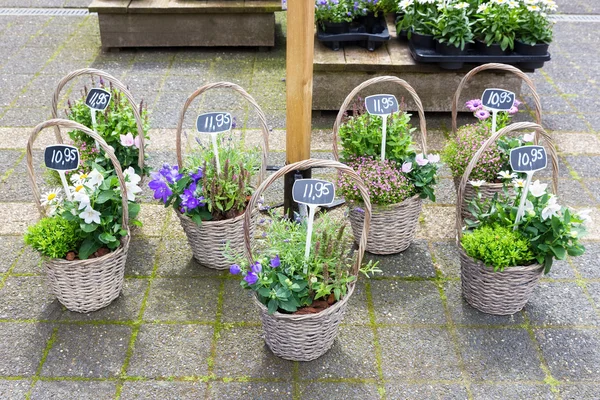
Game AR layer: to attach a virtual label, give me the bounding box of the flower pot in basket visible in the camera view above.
[235,159,373,361]
[456,122,565,315]
[333,76,439,255]
[26,119,134,313]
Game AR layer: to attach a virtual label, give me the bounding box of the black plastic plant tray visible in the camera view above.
[317,21,390,52]
[409,43,551,71]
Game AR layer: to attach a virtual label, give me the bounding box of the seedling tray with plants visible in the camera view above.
[408,43,551,71]
[317,14,390,52]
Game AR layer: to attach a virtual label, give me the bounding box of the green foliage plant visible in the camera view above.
[430,1,474,50]
[24,216,82,259]
[474,0,520,51]
[314,0,353,29]
[516,0,556,45]
[398,0,440,36]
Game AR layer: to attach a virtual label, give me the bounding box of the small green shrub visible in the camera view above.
[461,224,535,271]
[24,216,82,259]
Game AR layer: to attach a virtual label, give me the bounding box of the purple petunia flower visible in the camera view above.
[475,109,490,120]
[244,272,258,285]
[230,264,241,275]
[270,255,280,268]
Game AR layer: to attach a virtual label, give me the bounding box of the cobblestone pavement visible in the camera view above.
[0,2,600,400]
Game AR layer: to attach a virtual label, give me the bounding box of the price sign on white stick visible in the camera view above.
[44,144,80,201]
[196,112,232,173]
[481,88,515,135]
[365,94,399,162]
[85,88,111,150]
[292,179,336,274]
[510,145,548,227]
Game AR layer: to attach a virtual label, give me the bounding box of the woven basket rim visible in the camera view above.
[43,235,130,267]
[348,193,421,211]
[176,206,258,227]
[252,282,356,321]
[458,245,544,274]
[453,177,504,188]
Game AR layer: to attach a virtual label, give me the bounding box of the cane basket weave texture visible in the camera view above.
[456,122,559,315]
[26,119,131,313]
[348,195,421,254]
[176,208,258,270]
[243,159,372,361]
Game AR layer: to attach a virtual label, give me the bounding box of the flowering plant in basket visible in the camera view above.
[229,213,380,314]
[462,174,590,273]
[25,165,142,260]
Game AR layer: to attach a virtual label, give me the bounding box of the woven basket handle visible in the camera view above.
[50,68,146,172]
[456,122,558,241]
[332,75,428,161]
[27,118,130,230]
[243,159,372,276]
[451,63,543,139]
[175,81,270,185]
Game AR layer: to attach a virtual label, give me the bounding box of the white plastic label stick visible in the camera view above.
[381,114,388,161]
[58,171,72,201]
[303,205,317,274]
[514,171,534,228]
[210,133,221,173]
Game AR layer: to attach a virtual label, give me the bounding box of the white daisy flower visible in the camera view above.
[41,188,62,207]
[70,172,89,186]
[498,170,517,180]
[469,180,486,188]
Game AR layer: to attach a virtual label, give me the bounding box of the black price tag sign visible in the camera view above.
[365,94,399,116]
[85,88,111,111]
[44,145,80,171]
[292,179,335,206]
[482,88,515,112]
[196,112,233,134]
[510,145,547,173]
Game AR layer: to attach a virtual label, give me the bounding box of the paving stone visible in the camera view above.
[120,380,206,399]
[364,240,436,278]
[384,383,468,400]
[536,328,600,382]
[213,326,294,379]
[209,381,293,400]
[444,282,525,326]
[525,282,599,326]
[470,384,554,400]
[423,177,456,206]
[585,180,600,203]
[296,326,378,380]
[0,107,52,127]
[535,155,572,178]
[342,280,370,325]
[60,279,148,322]
[555,179,599,207]
[420,206,455,240]
[41,324,131,378]
[378,327,460,381]
[544,257,576,279]
[143,277,220,322]
[570,242,600,278]
[136,204,169,237]
[11,245,42,274]
[560,384,600,400]
[543,113,591,133]
[586,283,600,309]
[456,328,545,381]
[0,276,62,320]
[371,280,446,325]
[430,241,460,278]
[0,322,53,376]
[553,133,600,155]
[124,237,159,277]
[0,235,24,273]
[298,383,380,400]
[30,380,116,400]
[155,238,225,277]
[220,278,260,324]
[565,155,600,178]
[127,324,213,378]
[0,380,31,398]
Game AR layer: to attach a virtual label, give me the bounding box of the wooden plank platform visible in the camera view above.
[313,15,523,112]
[90,0,282,49]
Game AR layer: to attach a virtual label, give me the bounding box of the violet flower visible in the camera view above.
[244,272,258,285]
[415,153,429,166]
[189,167,203,182]
[159,163,183,184]
[475,109,490,120]
[230,264,241,275]
[251,261,262,274]
[401,162,413,173]
[270,255,281,268]
[148,172,172,204]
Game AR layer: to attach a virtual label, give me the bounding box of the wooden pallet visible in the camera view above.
[90,0,282,50]
[313,16,523,112]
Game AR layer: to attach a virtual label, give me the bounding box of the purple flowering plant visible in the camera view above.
[315,0,354,28]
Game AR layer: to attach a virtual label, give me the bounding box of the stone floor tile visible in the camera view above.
[378,327,460,381]
[120,380,206,399]
[585,180,600,203]
[525,282,599,326]
[127,324,213,378]
[444,282,525,326]
[60,279,148,322]
[155,239,225,278]
[586,283,600,309]
[0,203,42,236]
[430,241,460,278]
[420,206,455,240]
[0,236,25,273]
[535,328,600,382]
[142,277,220,322]
[470,384,554,400]
[220,279,260,324]
[0,379,32,398]
[364,240,436,278]
[371,280,446,325]
[135,205,169,237]
[213,326,294,379]
[209,381,293,400]
[124,237,159,277]
[456,328,545,381]
[542,113,591,133]
[0,322,54,376]
[298,383,380,400]
[41,324,131,378]
[560,384,600,400]
[565,155,600,178]
[0,276,62,320]
[342,280,370,325]
[11,245,42,274]
[424,177,456,206]
[296,326,378,380]
[384,383,468,400]
[544,258,576,279]
[570,242,600,278]
[556,179,599,207]
[553,133,600,155]
[30,380,116,400]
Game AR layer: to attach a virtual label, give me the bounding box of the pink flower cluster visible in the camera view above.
[338,157,416,206]
[465,98,522,119]
[452,124,504,182]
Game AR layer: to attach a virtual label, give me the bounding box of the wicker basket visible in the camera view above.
[174,82,269,269]
[50,68,146,173]
[26,119,131,313]
[451,63,544,220]
[456,122,558,315]
[243,159,372,361]
[332,76,428,254]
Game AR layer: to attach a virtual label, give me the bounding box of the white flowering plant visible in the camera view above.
[27,165,142,260]
[516,0,556,45]
[474,0,520,51]
[397,0,441,36]
[430,1,475,50]
[463,173,589,273]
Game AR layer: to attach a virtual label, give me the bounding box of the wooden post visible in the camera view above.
[284,0,315,218]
